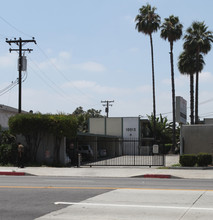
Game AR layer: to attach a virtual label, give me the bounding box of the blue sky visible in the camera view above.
[1,0,213,122]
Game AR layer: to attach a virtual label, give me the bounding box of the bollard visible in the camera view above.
[77,153,81,168]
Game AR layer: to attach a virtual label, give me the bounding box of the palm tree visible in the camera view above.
[178,51,205,124]
[183,21,213,124]
[160,15,183,152]
[135,4,161,140]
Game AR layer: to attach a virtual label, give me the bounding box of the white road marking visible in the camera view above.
[54,202,213,211]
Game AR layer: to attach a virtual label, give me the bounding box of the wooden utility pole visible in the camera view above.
[6,37,36,113]
[101,100,114,117]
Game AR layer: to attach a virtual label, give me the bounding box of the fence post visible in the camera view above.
[77,153,81,168]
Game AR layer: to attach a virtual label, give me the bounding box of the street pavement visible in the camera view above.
[0,155,213,179]
[35,188,213,220]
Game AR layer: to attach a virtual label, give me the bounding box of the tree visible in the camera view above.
[147,114,174,145]
[183,21,213,123]
[178,51,205,124]
[135,4,161,141]
[160,15,183,152]
[9,113,48,162]
[72,107,103,132]
[9,113,78,164]
[48,114,78,165]
[0,129,17,165]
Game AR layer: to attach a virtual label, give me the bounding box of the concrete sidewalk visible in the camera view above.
[0,155,212,179]
[0,166,213,179]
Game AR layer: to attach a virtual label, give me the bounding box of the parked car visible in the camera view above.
[78,145,93,161]
[98,148,107,157]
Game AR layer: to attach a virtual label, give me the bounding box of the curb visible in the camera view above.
[0,171,25,176]
[143,174,171,179]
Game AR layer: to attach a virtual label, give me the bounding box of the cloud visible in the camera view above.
[72,61,106,72]
[59,51,71,60]
[162,74,188,87]
[35,51,106,73]
[200,71,213,83]
[0,53,17,68]
[63,80,151,96]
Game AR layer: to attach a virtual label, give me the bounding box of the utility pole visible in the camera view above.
[101,100,114,117]
[6,37,36,113]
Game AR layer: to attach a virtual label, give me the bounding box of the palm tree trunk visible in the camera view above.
[149,33,156,142]
[190,74,194,124]
[170,41,176,152]
[195,51,199,124]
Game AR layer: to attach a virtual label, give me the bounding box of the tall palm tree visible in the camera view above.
[178,51,205,124]
[183,21,213,124]
[135,4,161,140]
[160,15,183,152]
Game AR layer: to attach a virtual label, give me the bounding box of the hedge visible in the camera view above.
[179,154,197,167]
[197,153,212,167]
[180,153,212,167]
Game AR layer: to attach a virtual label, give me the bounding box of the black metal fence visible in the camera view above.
[79,139,165,167]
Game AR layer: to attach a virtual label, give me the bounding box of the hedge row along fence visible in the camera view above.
[180,153,212,167]
[8,113,78,165]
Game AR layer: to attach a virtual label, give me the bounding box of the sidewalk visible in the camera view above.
[0,155,213,179]
[0,165,213,179]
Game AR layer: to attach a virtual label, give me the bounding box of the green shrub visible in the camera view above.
[163,144,172,154]
[180,154,197,167]
[197,153,212,167]
[0,144,17,165]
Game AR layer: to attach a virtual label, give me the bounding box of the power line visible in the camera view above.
[0,14,102,109]
[0,15,33,38]
[36,45,101,103]
[27,57,92,106]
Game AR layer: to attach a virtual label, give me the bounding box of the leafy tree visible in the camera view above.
[178,51,205,124]
[183,21,213,123]
[48,114,78,165]
[147,114,173,145]
[0,129,17,165]
[160,15,183,151]
[72,106,103,132]
[135,4,161,141]
[9,113,78,164]
[9,113,48,162]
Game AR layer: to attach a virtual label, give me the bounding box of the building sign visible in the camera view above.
[123,117,139,139]
[176,96,187,124]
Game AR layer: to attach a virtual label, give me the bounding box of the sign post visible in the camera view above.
[176,96,187,155]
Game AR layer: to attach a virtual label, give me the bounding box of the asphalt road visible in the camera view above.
[1,176,213,220]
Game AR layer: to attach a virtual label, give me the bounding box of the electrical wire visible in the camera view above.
[0,15,33,38]
[27,61,83,106]
[0,15,102,109]
[0,71,28,97]
[36,45,101,104]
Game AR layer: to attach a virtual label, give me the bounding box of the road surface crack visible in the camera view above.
[178,191,206,220]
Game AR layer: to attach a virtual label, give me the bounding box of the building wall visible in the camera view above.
[106,117,122,136]
[182,125,213,155]
[89,118,105,135]
[0,104,28,129]
[204,118,213,124]
[0,110,15,129]
[89,117,140,139]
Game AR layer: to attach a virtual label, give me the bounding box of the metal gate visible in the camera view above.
[79,139,165,167]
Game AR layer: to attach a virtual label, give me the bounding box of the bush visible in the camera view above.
[180,154,197,167]
[0,144,17,165]
[163,144,172,154]
[197,153,212,167]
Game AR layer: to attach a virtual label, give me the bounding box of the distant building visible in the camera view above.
[0,104,27,129]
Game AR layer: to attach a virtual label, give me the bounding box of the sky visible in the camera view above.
[1,0,213,122]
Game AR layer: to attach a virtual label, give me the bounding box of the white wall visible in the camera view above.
[106,117,122,136]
